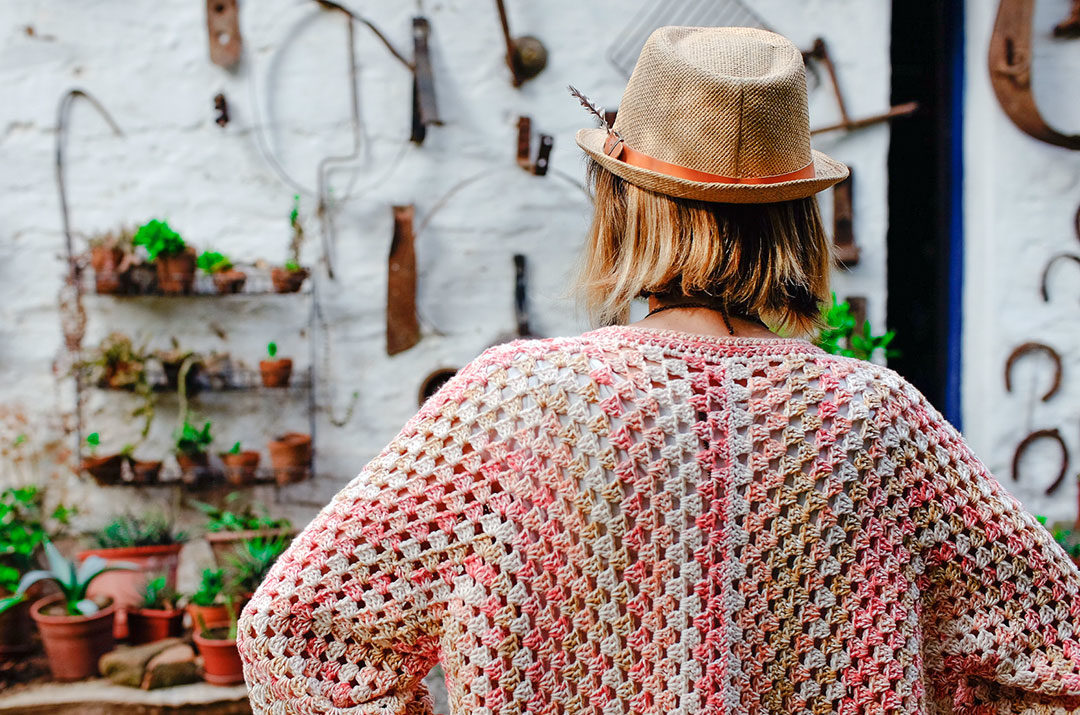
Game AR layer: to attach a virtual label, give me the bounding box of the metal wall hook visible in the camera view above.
[1004,342,1063,401]
[1012,428,1070,495]
[1040,253,1080,303]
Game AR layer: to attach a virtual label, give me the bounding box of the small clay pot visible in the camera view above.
[131,459,163,485]
[212,269,247,295]
[156,249,197,295]
[161,358,202,395]
[271,266,309,293]
[78,543,185,641]
[127,607,185,645]
[176,452,211,486]
[267,432,312,485]
[31,595,116,681]
[259,358,293,388]
[81,454,126,486]
[0,597,33,657]
[90,245,126,294]
[221,450,260,486]
[193,625,244,685]
[186,603,230,632]
[126,262,158,294]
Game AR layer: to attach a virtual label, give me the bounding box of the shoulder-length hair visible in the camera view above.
[575,159,832,336]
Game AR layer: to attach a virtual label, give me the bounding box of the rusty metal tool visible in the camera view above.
[1012,428,1070,495]
[213,93,229,127]
[1054,0,1080,38]
[207,0,242,68]
[494,0,547,86]
[515,116,553,176]
[1040,253,1080,303]
[410,17,441,144]
[989,0,1080,149]
[803,38,919,136]
[832,171,859,267]
[387,205,420,355]
[1004,342,1062,401]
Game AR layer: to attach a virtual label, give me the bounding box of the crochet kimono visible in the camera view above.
[237,326,1080,714]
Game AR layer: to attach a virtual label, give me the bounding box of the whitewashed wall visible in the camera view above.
[964,0,1080,522]
[0,1,890,550]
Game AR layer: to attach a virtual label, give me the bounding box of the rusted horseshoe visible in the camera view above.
[989,0,1080,149]
[1040,253,1080,303]
[1005,342,1063,401]
[1012,428,1070,495]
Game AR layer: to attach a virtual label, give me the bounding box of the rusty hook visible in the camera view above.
[1004,342,1062,401]
[1040,253,1080,303]
[1012,428,1070,495]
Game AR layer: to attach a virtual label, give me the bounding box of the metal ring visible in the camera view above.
[1004,342,1063,402]
[1012,428,1070,495]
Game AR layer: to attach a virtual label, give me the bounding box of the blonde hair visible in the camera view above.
[575,160,832,335]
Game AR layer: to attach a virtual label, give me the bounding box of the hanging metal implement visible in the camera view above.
[386,205,420,355]
[206,0,243,68]
[989,0,1080,149]
[494,0,547,86]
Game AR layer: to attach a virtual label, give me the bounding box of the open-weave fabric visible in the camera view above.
[238,326,1080,715]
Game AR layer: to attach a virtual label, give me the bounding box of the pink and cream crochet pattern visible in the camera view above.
[238,326,1080,714]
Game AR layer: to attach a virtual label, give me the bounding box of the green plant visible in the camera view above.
[133,219,186,262]
[86,432,100,455]
[4,539,136,617]
[287,194,304,268]
[1038,516,1080,559]
[140,574,180,610]
[227,441,242,455]
[227,537,288,594]
[80,333,154,437]
[190,568,225,607]
[93,514,186,549]
[174,420,213,457]
[0,487,72,600]
[267,342,278,359]
[196,251,233,274]
[191,493,292,533]
[195,594,239,640]
[814,293,899,362]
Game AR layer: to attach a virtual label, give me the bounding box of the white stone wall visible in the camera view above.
[964,0,1080,522]
[0,1,890,536]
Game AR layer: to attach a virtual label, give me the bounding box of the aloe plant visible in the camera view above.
[5,539,136,617]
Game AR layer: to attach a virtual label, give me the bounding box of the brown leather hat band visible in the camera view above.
[604,134,816,185]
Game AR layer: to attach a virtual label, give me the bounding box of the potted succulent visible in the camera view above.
[197,250,246,295]
[191,596,244,685]
[1040,517,1080,568]
[271,195,309,293]
[186,568,230,629]
[13,540,135,680]
[79,334,155,438]
[155,342,202,395]
[127,575,184,644]
[175,419,214,485]
[220,441,260,487]
[80,432,129,486]
[78,514,187,641]
[0,487,72,657]
[259,342,292,388]
[133,219,196,295]
[227,536,289,600]
[87,228,132,294]
[267,432,312,485]
[193,494,293,567]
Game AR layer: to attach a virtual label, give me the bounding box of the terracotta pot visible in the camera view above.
[90,245,126,294]
[259,358,293,388]
[77,542,184,641]
[212,269,247,294]
[206,529,296,568]
[161,359,202,395]
[126,262,158,294]
[0,597,34,657]
[193,625,244,685]
[126,607,184,644]
[81,454,126,486]
[131,459,163,485]
[176,452,211,486]
[186,603,230,632]
[267,432,312,485]
[156,250,196,295]
[271,266,309,293]
[31,595,116,681]
[220,450,260,486]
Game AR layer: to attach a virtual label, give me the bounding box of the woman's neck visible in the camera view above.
[631,295,781,339]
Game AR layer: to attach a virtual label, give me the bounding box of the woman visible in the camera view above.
[238,27,1080,714]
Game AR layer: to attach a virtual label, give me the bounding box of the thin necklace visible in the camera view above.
[644,303,764,336]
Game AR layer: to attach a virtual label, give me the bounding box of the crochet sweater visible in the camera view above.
[238,326,1080,715]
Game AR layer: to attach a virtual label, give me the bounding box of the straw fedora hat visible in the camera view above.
[574,26,848,203]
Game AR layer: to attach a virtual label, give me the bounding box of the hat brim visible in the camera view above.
[576,128,849,204]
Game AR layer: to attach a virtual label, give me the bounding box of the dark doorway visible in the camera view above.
[887,0,964,425]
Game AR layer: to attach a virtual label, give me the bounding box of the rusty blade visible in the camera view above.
[387,205,420,355]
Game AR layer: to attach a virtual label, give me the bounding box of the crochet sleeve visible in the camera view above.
[897,387,1080,712]
[236,357,496,715]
